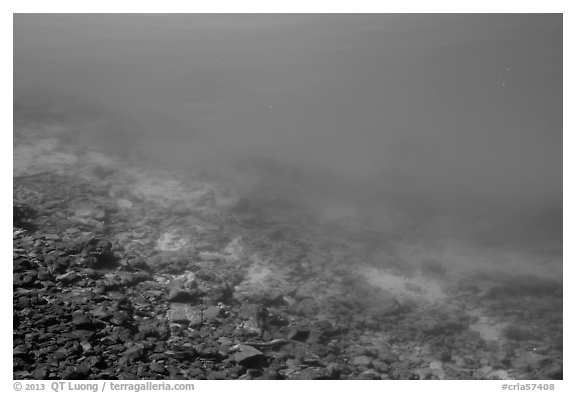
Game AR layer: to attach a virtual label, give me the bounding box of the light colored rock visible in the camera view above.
[166,303,202,325]
[352,355,373,367]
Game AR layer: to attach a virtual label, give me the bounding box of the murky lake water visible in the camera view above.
[14,14,562,279]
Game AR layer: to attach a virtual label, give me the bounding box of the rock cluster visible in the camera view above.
[13,157,563,380]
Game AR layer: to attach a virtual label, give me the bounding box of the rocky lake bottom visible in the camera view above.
[13,112,562,380]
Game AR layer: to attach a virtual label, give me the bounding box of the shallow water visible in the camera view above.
[13,18,563,378]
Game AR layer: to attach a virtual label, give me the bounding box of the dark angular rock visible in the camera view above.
[53,257,72,274]
[168,287,198,302]
[231,345,264,365]
[15,296,31,310]
[72,313,97,330]
[244,368,263,379]
[14,259,33,272]
[287,327,310,342]
[80,238,118,269]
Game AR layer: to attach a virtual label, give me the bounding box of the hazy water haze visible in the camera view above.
[13,14,562,277]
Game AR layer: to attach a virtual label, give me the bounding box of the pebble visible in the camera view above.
[56,271,79,285]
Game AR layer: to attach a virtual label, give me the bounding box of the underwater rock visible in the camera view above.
[203,306,223,324]
[31,366,48,379]
[231,345,264,365]
[109,311,132,327]
[351,355,373,368]
[12,131,562,380]
[149,362,167,374]
[166,303,203,326]
[56,271,80,285]
[287,326,311,342]
[287,367,334,380]
[355,370,381,380]
[71,313,103,330]
[121,344,145,363]
[167,273,199,302]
